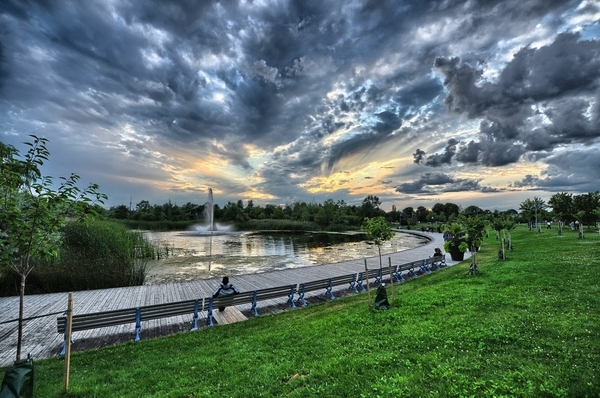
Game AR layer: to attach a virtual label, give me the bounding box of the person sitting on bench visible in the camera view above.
[213,276,240,311]
[433,247,443,258]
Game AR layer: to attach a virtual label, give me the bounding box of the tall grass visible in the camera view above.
[115,219,199,231]
[0,221,156,295]
[15,225,600,397]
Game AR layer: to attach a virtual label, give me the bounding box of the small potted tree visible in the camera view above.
[443,223,468,261]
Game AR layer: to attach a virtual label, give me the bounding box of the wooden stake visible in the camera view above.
[364,259,371,307]
[388,257,394,304]
[64,292,74,391]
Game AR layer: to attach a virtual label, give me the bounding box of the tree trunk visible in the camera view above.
[17,272,26,361]
[378,246,382,269]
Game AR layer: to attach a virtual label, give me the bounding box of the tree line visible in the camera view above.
[104,192,600,228]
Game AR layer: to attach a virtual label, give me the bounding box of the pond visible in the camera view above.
[143,230,427,284]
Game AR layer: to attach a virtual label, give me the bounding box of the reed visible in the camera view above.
[0,220,156,295]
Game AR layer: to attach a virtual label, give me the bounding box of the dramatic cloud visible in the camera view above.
[434,31,600,167]
[0,0,598,211]
[396,172,498,195]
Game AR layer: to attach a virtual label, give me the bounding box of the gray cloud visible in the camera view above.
[0,0,596,209]
[511,147,600,192]
[435,32,600,169]
[395,172,498,195]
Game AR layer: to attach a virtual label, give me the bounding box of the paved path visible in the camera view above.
[0,230,470,366]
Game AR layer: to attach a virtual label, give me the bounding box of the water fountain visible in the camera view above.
[205,188,214,232]
[189,188,233,235]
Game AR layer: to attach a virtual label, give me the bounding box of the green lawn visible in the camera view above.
[7,225,600,397]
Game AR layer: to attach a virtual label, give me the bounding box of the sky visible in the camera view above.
[1,0,599,212]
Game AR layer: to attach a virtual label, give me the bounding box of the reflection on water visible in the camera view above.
[144,230,427,284]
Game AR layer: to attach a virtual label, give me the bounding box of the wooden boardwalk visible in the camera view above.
[0,231,466,366]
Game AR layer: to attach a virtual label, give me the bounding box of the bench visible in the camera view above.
[392,262,412,282]
[405,261,419,278]
[207,285,296,327]
[296,273,358,306]
[57,298,204,354]
[357,265,394,290]
[419,259,432,274]
[207,291,255,327]
[429,255,446,270]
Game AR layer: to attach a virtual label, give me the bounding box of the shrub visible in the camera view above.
[0,221,154,295]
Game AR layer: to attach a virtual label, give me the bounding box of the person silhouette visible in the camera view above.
[213,276,240,311]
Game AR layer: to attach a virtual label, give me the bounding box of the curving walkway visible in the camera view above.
[0,230,470,366]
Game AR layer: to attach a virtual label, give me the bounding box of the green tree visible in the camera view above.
[388,204,400,223]
[0,136,105,360]
[519,197,547,230]
[442,202,461,218]
[361,216,394,269]
[401,206,414,225]
[415,206,429,222]
[573,192,600,228]
[548,192,573,222]
[360,195,383,219]
[462,205,483,217]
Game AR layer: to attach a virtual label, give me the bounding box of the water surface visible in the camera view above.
[144,230,427,284]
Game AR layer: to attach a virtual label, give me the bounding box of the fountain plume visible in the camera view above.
[205,188,214,232]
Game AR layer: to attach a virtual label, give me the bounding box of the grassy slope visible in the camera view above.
[16,226,600,397]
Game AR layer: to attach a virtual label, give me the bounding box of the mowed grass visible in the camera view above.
[11,226,600,397]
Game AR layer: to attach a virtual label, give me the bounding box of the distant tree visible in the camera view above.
[491,214,516,258]
[361,216,394,269]
[112,204,130,219]
[504,209,519,219]
[222,201,249,223]
[442,202,460,218]
[519,197,547,230]
[401,206,415,225]
[415,206,429,222]
[462,205,483,217]
[387,204,400,223]
[573,192,600,228]
[360,195,383,219]
[431,203,445,217]
[0,136,105,360]
[136,200,152,213]
[548,192,574,223]
[180,202,202,221]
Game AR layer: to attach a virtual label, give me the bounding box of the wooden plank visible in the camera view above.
[212,306,247,325]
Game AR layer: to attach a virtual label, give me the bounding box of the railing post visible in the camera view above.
[325,278,336,300]
[251,291,259,316]
[287,285,296,308]
[207,298,214,327]
[364,259,371,307]
[389,258,394,304]
[191,299,199,331]
[63,292,74,392]
[134,307,141,341]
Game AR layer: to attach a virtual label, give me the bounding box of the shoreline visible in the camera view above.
[0,231,466,366]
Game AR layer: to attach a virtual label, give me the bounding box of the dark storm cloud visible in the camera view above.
[511,174,540,188]
[0,0,595,207]
[511,147,600,192]
[0,39,7,92]
[422,139,459,167]
[413,149,426,164]
[435,32,600,169]
[395,172,498,195]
